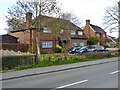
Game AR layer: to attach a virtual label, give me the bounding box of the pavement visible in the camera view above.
[1,57,119,81]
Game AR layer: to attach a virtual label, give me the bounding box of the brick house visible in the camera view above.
[106,35,117,47]
[83,20,107,46]
[11,12,87,53]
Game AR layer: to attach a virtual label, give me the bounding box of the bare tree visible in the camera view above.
[6,0,60,31]
[103,4,119,33]
[103,1,120,48]
[46,12,81,55]
[6,0,61,61]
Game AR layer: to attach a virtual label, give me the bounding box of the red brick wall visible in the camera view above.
[83,20,106,46]
[12,29,87,53]
[83,25,96,39]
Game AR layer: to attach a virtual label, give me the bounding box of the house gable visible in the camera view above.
[83,20,106,46]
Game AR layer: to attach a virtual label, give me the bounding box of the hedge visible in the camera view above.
[1,54,37,70]
[41,51,119,62]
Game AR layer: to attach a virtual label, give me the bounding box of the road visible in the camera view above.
[2,61,119,89]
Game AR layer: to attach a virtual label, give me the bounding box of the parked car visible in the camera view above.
[68,46,81,54]
[97,46,108,51]
[76,46,98,53]
[76,46,88,53]
[87,46,97,52]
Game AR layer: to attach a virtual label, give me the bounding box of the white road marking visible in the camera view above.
[56,79,88,89]
[110,70,120,75]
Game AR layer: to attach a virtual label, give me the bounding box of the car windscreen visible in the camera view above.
[81,47,87,49]
[100,46,104,49]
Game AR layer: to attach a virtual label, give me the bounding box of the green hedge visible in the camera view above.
[2,55,37,70]
[41,51,119,62]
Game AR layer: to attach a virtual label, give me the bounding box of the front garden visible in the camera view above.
[1,50,120,73]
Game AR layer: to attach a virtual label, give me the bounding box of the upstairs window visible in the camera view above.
[43,28,51,33]
[78,31,83,35]
[71,30,75,35]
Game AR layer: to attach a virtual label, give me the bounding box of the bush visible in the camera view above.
[83,51,112,59]
[104,44,111,48]
[87,37,99,45]
[55,45,63,53]
[2,54,37,70]
[116,43,119,48]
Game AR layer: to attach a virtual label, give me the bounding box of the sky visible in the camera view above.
[0,0,119,38]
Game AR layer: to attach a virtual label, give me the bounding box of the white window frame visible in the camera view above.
[43,28,51,33]
[72,42,77,47]
[80,42,84,47]
[78,31,83,35]
[71,30,75,35]
[42,41,52,48]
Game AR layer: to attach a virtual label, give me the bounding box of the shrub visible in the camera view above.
[116,43,119,48]
[55,45,63,53]
[104,44,111,48]
[87,37,99,45]
[2,54,37,70]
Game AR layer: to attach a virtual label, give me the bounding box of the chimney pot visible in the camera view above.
[86,20,90,25]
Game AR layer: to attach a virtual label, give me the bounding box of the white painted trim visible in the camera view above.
[107,36,116,43]
[89,25,96,32]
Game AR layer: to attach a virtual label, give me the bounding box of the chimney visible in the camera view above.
[86,20,90,25]
[26,12,32,28]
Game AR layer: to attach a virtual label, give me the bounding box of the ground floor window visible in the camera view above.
[80,42,84,47]
[42,41,52,48]
[72,42,77,47]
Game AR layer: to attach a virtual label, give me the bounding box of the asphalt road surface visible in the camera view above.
[2,61,119,89]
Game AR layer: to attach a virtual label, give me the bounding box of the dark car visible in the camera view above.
[76,46,88,53]
[76,46,97,53]
[68,46,81,54]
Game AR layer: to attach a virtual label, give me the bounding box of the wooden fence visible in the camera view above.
[0,43,29,52]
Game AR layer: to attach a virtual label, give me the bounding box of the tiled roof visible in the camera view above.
[107,35,117,43]
[12,15,83,32]
[0,34,18,39]
[90,24,106,33]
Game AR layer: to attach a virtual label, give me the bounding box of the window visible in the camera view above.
[72,42,77,47]
[78,31,83,35]
[42,41,52,48]
[43,28,51,33]
[80,42,84,46]
[103,34,105,37]
[96,33,100,37]
[71,30,75,35]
